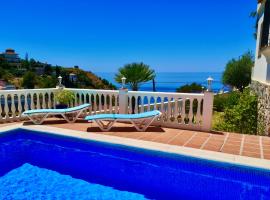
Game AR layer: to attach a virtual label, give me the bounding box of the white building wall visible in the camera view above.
[252,3,269,83]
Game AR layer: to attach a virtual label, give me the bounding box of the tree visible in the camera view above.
[115,62,155,91]
[176,82,204,93]
[44,65,53,75]
[38,76,57,88]
[22,71,37,89]
[222,52,253,92]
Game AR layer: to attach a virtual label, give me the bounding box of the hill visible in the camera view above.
[0,57,116,90]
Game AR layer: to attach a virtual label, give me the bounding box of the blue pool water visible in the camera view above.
[0,163,147,200]
[0,129,270,200]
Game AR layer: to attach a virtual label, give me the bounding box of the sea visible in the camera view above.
[96,72,229,93]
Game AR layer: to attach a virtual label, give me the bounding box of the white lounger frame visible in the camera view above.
[25,109,86,125]
[90,115,160,132]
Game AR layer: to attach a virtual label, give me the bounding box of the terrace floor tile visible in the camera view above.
[8,118,270,161]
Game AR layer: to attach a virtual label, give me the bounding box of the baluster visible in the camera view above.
[196,98,201,125]
[189,98,193,124]
[181,98,186,124]
[135,96,139,114]
[154,97,158,110]
[24,94,29,111]
[167,96,171,121]
[42,93,46,109]
[4,94,9,121]
[93,94,97,114]
[160,97,165,120]
[30,93,35,110]
[147,97,150,111]
[128,96,132,114]
[88,93,92,114]
[173,97,178,123]
[10,94,16,120]
[18,94,22,120]
[36,93,41,109]
[48,93,52,109]
[98,94,102,113]
[104,94,107,113]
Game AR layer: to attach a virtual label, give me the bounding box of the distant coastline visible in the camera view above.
[96,72,228,93]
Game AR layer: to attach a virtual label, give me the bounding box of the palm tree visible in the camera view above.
[115,62,155,91]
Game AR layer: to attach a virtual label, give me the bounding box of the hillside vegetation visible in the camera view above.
[0,57,116,90]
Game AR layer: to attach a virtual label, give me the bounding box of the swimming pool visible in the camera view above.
[0,128,269,199]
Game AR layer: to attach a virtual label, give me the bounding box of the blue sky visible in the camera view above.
[0,0,256,72]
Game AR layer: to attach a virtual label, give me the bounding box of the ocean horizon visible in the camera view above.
[96,72,228,93]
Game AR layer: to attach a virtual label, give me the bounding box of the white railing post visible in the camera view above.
[119,88,128,114]
[202,91,214,132]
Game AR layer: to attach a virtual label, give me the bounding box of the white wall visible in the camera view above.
[252,2,269,83]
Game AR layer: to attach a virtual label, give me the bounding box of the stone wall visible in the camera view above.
[251,80,270,135]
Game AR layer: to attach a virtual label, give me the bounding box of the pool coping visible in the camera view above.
[1,124,270,170]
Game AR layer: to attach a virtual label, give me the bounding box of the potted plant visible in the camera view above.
[55,90,75,109]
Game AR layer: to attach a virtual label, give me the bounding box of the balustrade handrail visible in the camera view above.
[67,88,118,92]
[128,90,204,97]
[0,88,58,94]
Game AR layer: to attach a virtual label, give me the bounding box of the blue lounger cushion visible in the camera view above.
[23,104,90,115]
[85,110,161,120]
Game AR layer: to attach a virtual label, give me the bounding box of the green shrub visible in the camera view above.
[55,90,75,105]
[22,71,37,89]
[176,82,204,93]
[213,89,258,134]
[38,76,57,88]
[214,91,240,112]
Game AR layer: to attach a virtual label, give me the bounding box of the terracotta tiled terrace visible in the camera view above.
[9,118,269,161]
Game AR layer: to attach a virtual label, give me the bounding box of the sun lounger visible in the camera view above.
[85,110,162,131]
[22,104,91,124]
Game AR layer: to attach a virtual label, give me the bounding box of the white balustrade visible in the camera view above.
[0,88,58,123]
[66,88,119,115]
[126,91,213,131]
[0,87,213,131]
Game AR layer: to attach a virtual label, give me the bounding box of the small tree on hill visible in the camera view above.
[176,82,204,93]
[222,52,253,92]
[22,71,37,89]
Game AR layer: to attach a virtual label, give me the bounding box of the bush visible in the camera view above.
[22,71,37,89]
[214,91,240,112]
[55,90,75,105]
[38,76,57,88]
[176,82,204,93]
[213,89,258,134]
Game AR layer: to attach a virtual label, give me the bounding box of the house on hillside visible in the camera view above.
[0,48,21,67]
[69,73,77,82]
[0,80,6,90]
[251,0,270,134]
